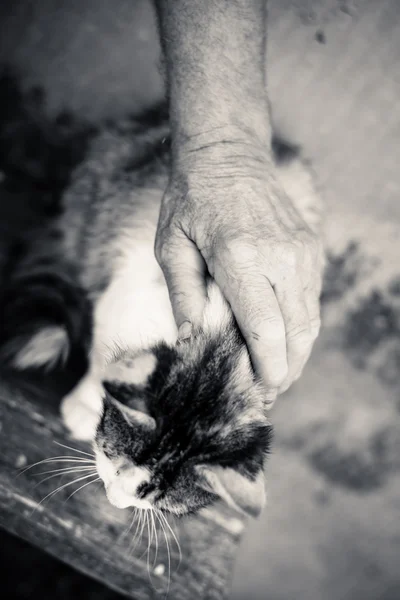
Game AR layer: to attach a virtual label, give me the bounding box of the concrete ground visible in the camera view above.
[1,1,400,598]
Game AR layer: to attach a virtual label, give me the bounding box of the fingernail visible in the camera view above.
[265,391,277,409]
[178,321,192,341]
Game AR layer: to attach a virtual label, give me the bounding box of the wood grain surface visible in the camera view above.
[0,384,245,600]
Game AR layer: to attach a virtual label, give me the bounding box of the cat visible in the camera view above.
[0,106,321,518]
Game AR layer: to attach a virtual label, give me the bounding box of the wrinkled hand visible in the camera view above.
[155,140,324,404]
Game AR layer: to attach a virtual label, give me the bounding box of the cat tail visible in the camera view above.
[272,136,323,235]
[0,235,92,377]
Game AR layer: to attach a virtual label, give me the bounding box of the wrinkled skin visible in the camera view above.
[155,137,324,402]
[154,0,324,403]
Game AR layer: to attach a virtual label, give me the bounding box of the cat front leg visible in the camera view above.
[60,351,105,442]
[60,373,104,442]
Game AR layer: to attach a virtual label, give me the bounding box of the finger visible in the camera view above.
[217,269,288,399]
[294,275,323,376]
[292,282,322,377]
[305,284,322,340]
[156,232,208,338]
[276,278,313,394]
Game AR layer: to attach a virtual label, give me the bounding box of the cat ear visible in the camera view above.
[105,352,157,388]
[107,396,156,431]
[196,465,266,518]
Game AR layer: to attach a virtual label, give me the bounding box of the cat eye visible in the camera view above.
[103,383,130,406]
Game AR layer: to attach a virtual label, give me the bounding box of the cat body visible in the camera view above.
[0,109,321,517]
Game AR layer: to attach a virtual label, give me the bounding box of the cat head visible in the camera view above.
[94,329,272,519]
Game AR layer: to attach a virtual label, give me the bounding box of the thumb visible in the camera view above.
[156,232,208,339]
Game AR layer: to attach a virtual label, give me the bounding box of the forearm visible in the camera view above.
[154,0,271,156]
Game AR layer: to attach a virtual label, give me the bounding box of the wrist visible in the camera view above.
[171,133,276,186]
[169,90,272,149]
[171,123,273,170]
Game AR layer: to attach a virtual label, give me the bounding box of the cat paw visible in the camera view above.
[61,377,104,442]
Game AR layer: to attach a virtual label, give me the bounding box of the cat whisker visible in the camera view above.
[144,510,163,593]
[138,512,152,562]
[135,510,146,545]
[136,510,147,551]
[17,456,95,477]
[131,510,143,553]
[65,476,102,502]
[155,510,171,595]
[119,508,138,544]
[33,467,97,489]
[33,466,97,477]
[151,510,159,569]
[54,441,95,458]
[139,511,148,548]
[157,510,182,570]
[33,472,100,512]
[128,509,141,551]
[146,511,152,579]
[130,509,147,555]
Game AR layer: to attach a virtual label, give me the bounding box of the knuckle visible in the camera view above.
[218,237,259,268]
[251,312,286,341]
[199,236,219,271]
[155,232,177,267]
[170,290,190,315]
[288,322,312,341]
[280,231,322,270]
[155,242,169,268]
[154,237,164,264]
[278,241,299,269]
[265,319,286,342]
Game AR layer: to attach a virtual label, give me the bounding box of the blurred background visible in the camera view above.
[1,0,400,599]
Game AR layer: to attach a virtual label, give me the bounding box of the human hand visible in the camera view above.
[155,138,324,405]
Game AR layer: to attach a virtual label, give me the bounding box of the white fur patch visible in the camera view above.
[13,326,69,370]
[201,281,232,335]
[93,223,177,364]
[95,449,151,509]
[105,352,157,387]
[95,450,118,486]
[61,373,104,441]
[61,216,176,440]
[233,348,254,387]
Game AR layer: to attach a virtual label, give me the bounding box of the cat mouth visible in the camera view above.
[104,482,152,510]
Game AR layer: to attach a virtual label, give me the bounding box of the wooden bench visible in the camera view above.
[0,380,246,599]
